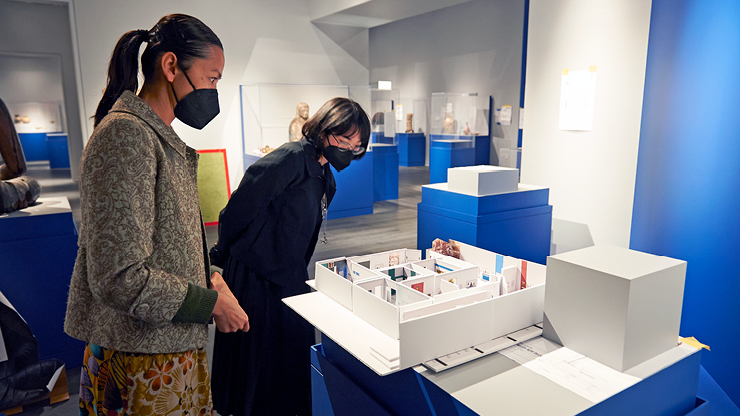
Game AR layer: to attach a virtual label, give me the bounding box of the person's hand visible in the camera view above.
[211,272,250,333]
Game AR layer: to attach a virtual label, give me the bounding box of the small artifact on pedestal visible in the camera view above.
[443,113,455,134]
[288,102,309,142]
[0,97,41,214]
[405,113,414,133]
[462,122,470,135]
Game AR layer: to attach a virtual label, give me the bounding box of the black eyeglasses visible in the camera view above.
[330,134,365,155]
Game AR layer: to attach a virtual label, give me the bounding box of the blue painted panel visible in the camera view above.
[46,134,70,169]
[417,207,478,254]
[684,398,710,416]
[327,151,373,220]
[421,185,550,216]
[697,365,740,416]
[0,216,84,367]
[320,338,466,416]
[0,210,77,243]
[372,145,399,201]
[371,131,393,145]
[429,138,475,184]
[312,366,335,416]
[18,132,48,161]
[474,135,490,165]
[417,203,552,264]
[310,343,395,416]
[631,0,740,406]
[397,133,426,166]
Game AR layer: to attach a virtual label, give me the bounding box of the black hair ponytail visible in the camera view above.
[93,14,222,127]
[93,30,148,126]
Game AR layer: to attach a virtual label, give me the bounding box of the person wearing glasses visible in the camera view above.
[209,97,370,416]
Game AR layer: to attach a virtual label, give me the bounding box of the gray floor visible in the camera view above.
[22,162,428,415]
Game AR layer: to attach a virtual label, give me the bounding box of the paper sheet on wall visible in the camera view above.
[559,68,597,131]
[500,338,641,403]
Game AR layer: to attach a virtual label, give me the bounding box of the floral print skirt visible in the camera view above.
[78,343,213,416]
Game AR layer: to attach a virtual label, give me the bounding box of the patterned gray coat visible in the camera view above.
[64,91,211,353]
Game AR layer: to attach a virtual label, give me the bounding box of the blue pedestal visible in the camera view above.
[397,133,426,166]
[371,145,398,201]
[474,135,490,165]
[311,337,705,416]
[417,184,552,265]
[371,132,394,145]
[0,197,84,367]
[327,151,373,219]
[46,133,70,169]
[429,135,475,184]
[18,132,49,161]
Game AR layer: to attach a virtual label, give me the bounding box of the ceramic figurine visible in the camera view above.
[288,102,309,142]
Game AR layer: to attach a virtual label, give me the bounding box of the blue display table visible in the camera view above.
[371,145,398,201]
[371,131,394,145]
[18,132,49,162]
[417,183,552,265]
[429,136,475,183]
[397,133,426,167]
[311,337,707,416]
[0,197,84,367]
[46,133,70,169]
[327,150,373,219]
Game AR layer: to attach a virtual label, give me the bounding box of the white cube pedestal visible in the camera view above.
[446,165,519,195]
[542,245,687,371]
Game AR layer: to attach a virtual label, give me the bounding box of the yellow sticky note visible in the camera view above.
[679,336,710,351]
[562,68,569,75]
[589,65,598,72]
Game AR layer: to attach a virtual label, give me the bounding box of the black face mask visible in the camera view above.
[323,146,353,172]
[171,64,220,130]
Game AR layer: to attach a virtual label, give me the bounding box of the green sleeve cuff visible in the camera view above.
[172,283,218,324]
[210,265,223,279]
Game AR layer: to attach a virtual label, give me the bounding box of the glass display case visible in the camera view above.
[370,88,399,145]
[430,92,489,141]
[240,84,370,166]
[412,98,428,134]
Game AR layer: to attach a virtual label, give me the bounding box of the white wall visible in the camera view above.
[521,0,652,248]
[71,0,369,187]
[368,0,525,165]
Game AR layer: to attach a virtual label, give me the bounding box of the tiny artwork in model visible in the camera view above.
[443,113,455,134]
[431,238,461,259]
[0,97,41,214]
[288,102,309,142]
[405,113,414,133]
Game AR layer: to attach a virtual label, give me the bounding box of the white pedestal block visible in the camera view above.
[542,245,686,371]
[446,165,519,195]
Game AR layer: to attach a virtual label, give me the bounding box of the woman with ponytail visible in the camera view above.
[64,14,249,416]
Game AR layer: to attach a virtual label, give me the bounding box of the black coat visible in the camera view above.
[215,138,336,287]
[211,138,336,416]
